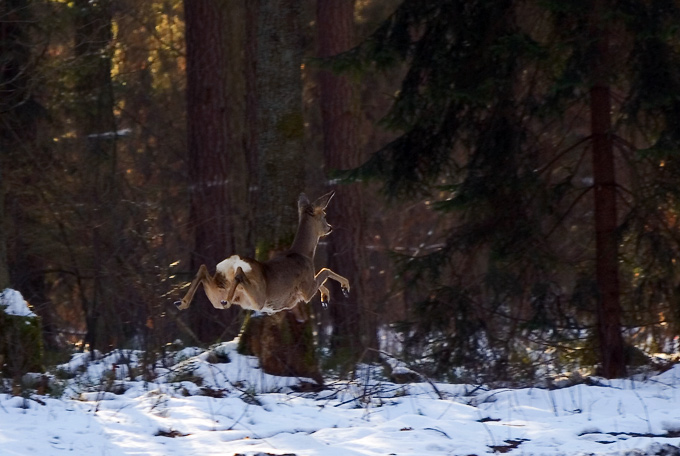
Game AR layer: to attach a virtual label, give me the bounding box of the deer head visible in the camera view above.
[290,191,335,258]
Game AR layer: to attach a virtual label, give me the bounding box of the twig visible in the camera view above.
[632,389,652,435]
[226,403,250,431]
[477,409,498,447]
[365,348,445,400]
[424,427,452,439]
[166,308,201,345]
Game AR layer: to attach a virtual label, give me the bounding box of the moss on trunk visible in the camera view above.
[0,310,44,380]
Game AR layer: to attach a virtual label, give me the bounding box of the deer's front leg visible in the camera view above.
[309,268,350,305]
[319,284,330,307]
[175,264,210,310]
[316,268,350,296]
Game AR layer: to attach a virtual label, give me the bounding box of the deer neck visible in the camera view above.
[289,216,319,260]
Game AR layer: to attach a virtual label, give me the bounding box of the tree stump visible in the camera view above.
[238,308,323,385]
[0,290,44,384]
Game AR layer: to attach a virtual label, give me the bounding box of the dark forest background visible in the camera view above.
[3,0,680,385]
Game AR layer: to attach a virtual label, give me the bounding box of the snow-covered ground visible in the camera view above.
[2,341,680,456]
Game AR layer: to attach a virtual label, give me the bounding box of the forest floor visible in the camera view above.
[3,340,680,455]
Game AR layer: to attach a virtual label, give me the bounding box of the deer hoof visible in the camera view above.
[321,299,328,308]
[342,286,350,298]
[174,300,182,309]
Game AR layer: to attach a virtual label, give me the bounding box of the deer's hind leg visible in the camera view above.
[175,264,211,310]
[225,266,265,311]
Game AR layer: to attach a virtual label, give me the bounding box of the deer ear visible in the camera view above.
[314,191,335,209]
[298,193,310,211]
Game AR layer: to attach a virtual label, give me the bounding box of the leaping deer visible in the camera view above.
[174,191,350,321]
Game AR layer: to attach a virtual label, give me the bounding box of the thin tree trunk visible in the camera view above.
[184,0,251,343]
[317,0,377,368]
[73,0,118,352]
[589,0,626,378]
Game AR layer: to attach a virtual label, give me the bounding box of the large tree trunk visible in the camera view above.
[0,0,59,348]
[0,0,57,347]
[239,0,322,384]
[0,0,41,326]
[254,0,306,242]
[589,0,626,378]
[184,0,251,343]
[316,0,377,368]
[0,177,8,291]
[0,0,35,292]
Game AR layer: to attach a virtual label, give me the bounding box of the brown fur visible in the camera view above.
[175,192,349,321]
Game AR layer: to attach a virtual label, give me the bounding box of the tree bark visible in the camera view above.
[238,0,322,384]
[317,0,377,368]
[72,0,120,352]
[589,0,626,378]
[239,311,323,385]
[0,0,34,292]
[184,0,251,343]
[254,0,306,246]
[0,175,8,291]
[0,0,62,349]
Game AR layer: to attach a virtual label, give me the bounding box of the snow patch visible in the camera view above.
[87,128,132,139]
[0,288,36,317]
[3,341,680,455]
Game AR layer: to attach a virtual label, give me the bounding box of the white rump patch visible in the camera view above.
[216,255,253,276]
